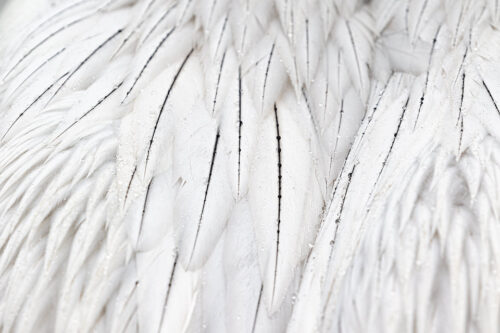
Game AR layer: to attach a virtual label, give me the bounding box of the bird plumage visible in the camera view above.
[0,0,498,332]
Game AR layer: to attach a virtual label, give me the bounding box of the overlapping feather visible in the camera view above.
[0,0,499,332]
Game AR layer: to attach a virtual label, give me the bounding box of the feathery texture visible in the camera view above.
[0,0,498,332]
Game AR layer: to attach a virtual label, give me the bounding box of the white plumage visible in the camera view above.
[0,0,498,332]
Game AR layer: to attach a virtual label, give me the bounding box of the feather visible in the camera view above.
[166,52,234,269]
[0,0,499,332]
[248,90,324,313]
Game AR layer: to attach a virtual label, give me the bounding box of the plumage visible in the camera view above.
[0,0,499,332]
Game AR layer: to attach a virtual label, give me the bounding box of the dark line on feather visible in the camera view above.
[208,0,218,25]
[329,99,344,180]
[242,54,267,77]
[371,96,410,196]
[124,166,137,205]
[293,56,300,91]
[288,2,296,82]
[119,279,140,333]
[330,146,350,202]
[3,13,92,80]
[188,129,220,266]
[140,4,176,46]
[114,18,147,57]
[12,47,66,96]
[143,0,158,14]
[144,49,194,171]
[323,164,356,317]
[123,27,176,102]
[323,80,329,122]
[482,80,500,115]
[240,24,248,54]
[113,18,145,57]
[122,304,137,333]
[212,50,227,114]
[458,114,464,155]
[1,71,69,141]
[261,43,275,112]
[454,48,468,86]
[237,66,243,197]
[55,81,123,140]
[346,21,363,91]
[335,167,355,223]
[404,1,410,34]
[301,88,321,141]
[271,104,282,307]
[24,0,89,39]
[453,1,466,46]
[157,253,179,333]
[414,26,440,128]
[413,0,429,42]
[329,165,356,252]
[137,179,153,246]
[335,99,344,153]
[50,28,123,102]
[318,76,394,333]
[457,72,465,126]
[122,280,140,312]
[179,0,194,23]
[214,15,228,58]
[324,77,393,218]
[358,75,394,146]
[251,285,263,333]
